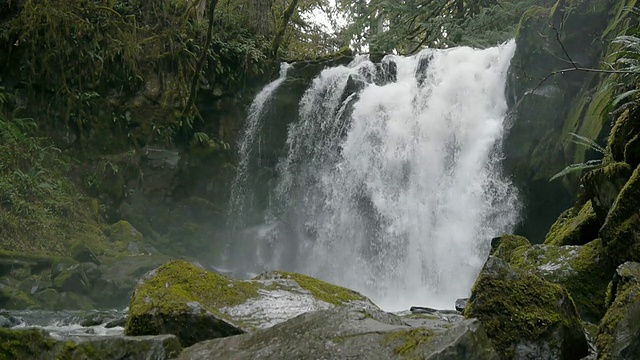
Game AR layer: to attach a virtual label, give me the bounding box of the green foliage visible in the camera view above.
[334,0,530,54]
[550,133,608,182]
[0,0,269,146]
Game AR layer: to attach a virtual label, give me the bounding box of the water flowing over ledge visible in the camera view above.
[227,40,520,311]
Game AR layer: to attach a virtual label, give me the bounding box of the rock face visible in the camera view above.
[504,0,632,241]
[0,328,181,360]
[125,260,375,346]
[465,256,588,360]
[179,306,499,360]
[596,262,640,360]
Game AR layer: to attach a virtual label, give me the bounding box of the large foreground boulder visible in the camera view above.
[596,262,640,360]
[465,256,588,360]
[0,328,181,360]
[125,260,375,346]
[179,306,499,360]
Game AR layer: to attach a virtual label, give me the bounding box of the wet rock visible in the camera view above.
[0,312,21,328]
[126,261,376,346]
[466,256,588,360]
[105,316,127,329]
[179,306,498,360]
[596,262,640,359]
[455,298,468,313]
[410,306,438,314]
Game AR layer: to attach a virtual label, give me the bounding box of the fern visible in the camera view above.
[549,133,606,182]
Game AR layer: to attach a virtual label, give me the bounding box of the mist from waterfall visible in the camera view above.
[227,41,520,311]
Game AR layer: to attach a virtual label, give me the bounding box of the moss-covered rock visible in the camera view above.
[125,260,252,346]
[51,262,100,295]
[0,284,38,310]
[0,328,56,360]
[253,271,371,307]
[596,262,640,360]
[490,234,532,263]
[608,108,639,164]
[125,261,380,346]
[465,256,588,359]
[600,164,640,264]
[583,163,633,224]
[625,134,640,168]
[0,327,181,360]
[69,241,101,265]
[544,200,599,246]
[510,240,613,321]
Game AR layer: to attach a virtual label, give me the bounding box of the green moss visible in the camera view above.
[126,260,260,334]
[601,165,640,263]
[510,240,613,321]
[266,271,368,306]
[384,328,436,357]
[596,267,640,360]
[465,257,584,359]
[544,201,598,246]
[0,328,57,360]
[491,234,532,263]
[0,285,38,310]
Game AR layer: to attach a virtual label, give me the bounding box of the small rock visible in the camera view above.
[410,306,438,314]
[455,298,468,312]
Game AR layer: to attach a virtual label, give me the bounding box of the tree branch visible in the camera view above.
[183,0,219,120]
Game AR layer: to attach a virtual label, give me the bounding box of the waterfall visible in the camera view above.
[229,62,291,227]
[228,41,520,311]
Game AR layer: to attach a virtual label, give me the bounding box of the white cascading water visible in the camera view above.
[230,41,520,311]
[228,62,291,226]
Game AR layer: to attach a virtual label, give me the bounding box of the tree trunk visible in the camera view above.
[270,0,300,57]
[184,0,219,121]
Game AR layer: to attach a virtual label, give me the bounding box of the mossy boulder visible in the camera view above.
[608,108,639,164]
[465,256,588,359]
[509,240,613,322]
[596,262,640,359]
[0,327,181,360]
[125,261,378,346]
[625,134,640,168]
[51,262,100,295]
[69,241,101,265]
[125,260,247,346]
[583,163,633,224]
[490,234,532,263]
[544,201,599,246]
[0,284,38,310]
[179,306,498,360]
[106,220,146,256]
[600,164,640,264]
